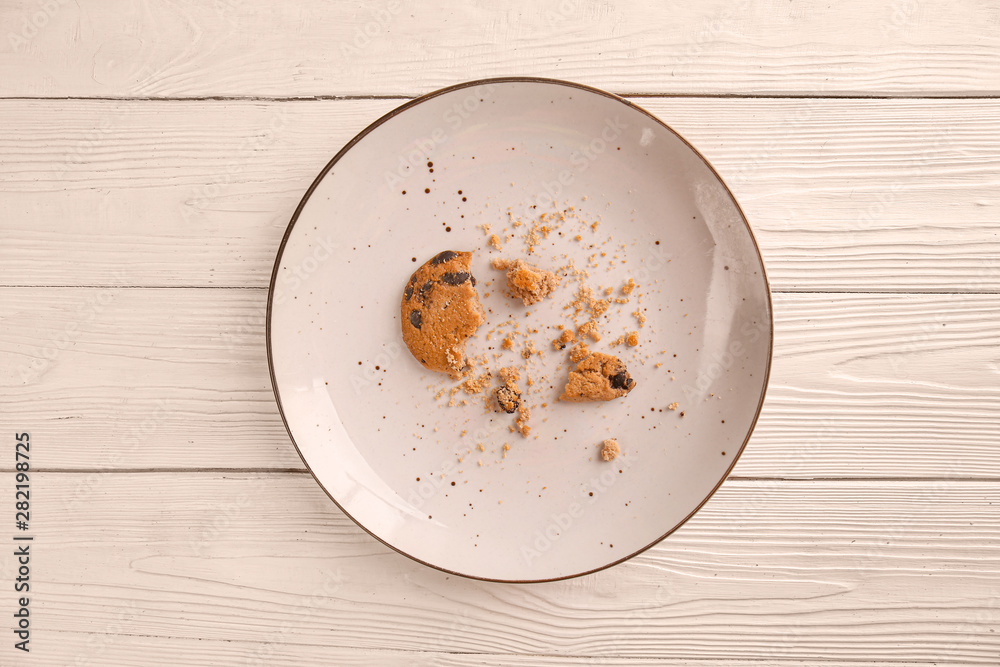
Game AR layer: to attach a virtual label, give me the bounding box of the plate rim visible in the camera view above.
[266,76,774,584]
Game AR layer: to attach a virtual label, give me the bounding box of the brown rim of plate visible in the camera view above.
[266,76,774,584]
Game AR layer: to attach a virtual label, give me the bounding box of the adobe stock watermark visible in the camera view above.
[682,313,769,400]
[936,593,1000,659]
[846,127,954,246]
[56,114,117,186]
[64,398,173,511]
[608,584,674,653]
[70,600,139,667]
[17,268,131,386]
[520,454,636,566]
[630,241,671,287]
[383,83,500,191]
[243,567,346,667]
[221,229,339,352]
[406,416,510,512]
[727,94,830,191]
[886,310,948,377]
[880,0,919,36]
[518,115,628,215]
[186,472,297,558]
[6,0,71,52]
[541,0,583,27]
[350,341,403,394]
[672,0,754,69]
[339,0,402,56]
[964,258,1000,292]
[181,109,289,223]
[850,455,970,573]
[425,615,477,665]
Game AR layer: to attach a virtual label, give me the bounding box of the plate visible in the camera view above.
[267,77,772,582]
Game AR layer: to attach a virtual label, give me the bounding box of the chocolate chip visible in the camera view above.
[404,283,414,300]
[496,386,520,413]
[431,250,459,265]
[610,371,633,391]
[419,280,434,300]
[471,275,477,287]
[409,310,422,329]
[440,271,470,285]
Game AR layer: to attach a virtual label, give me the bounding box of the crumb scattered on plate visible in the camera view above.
[601,438,621,461]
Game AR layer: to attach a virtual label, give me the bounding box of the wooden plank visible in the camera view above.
[1,98,998,291]
[0,0,998,97]
[33,633,986,667]
[1,288,998,478]
[6,474,999,662]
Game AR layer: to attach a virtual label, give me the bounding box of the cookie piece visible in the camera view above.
[492,258,560,306]
[552,328,575,351]
[495,366,531,436]
[401,250,485,377]
[495,366,521,413]
[600,438,621,461]
[560,352,636,402]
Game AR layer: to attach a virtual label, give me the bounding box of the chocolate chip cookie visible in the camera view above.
[401,250,485,378]
[560,351,636,402]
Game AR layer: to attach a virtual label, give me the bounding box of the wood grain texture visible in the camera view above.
[2,288,997,477]
[6,474,998,663]
[33,634,992,667]
[1,0,999,98]
[1,98,999,291]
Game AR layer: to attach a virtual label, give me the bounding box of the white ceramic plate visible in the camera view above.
[268,78,772,582]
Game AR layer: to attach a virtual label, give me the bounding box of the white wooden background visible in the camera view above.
[1,1,999,665]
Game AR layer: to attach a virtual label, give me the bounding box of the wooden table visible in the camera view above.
[2,1,998,664]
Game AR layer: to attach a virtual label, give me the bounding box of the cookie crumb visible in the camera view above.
[668,402,679,410]
[516,403,531,437]
[569,342,591,363]
[577,320,602,342]
[462,371,493,394]
[601,438,621,461]
[489,234,503,250]
[625,331,639,347]
[621,278,637,296]
[493,258,561,306]
[552,328,575,350]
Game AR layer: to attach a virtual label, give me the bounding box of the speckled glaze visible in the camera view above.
[267,78,772,583]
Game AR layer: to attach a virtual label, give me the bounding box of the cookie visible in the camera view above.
[559,351,636,402]
[400,250,485,377]
[492,258,560,306]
